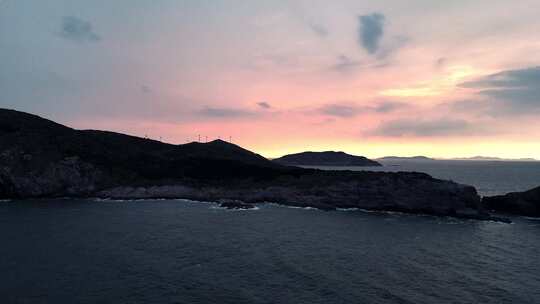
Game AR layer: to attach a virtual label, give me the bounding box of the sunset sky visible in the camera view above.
[2,0,540,158]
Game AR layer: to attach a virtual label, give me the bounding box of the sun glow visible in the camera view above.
[380,66,479,97]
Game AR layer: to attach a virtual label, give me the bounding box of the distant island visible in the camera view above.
[377,156,435,161]
[377,156,538,162]
[450,156,538,162]
[0,108,521,221]
[273,151,381,167]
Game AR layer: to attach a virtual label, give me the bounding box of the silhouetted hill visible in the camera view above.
[274,151,381,167]
[378,156,435,161]
[450,156,538,162]
[0,109,290,195]
[1,108,509,221]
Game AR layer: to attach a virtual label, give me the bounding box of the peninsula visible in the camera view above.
[0,109,507,221]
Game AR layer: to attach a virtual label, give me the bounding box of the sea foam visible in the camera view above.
[337,208,360,212]
[266,203,319,210]
[210,206,260,211]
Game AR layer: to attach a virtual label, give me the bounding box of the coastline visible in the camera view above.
[0,108,535,223]
[2,194,512,223]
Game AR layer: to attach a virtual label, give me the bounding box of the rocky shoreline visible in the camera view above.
[483,186,540,217]
[0,108,529,223]
[10,193,513,223]
[89,179,510,222]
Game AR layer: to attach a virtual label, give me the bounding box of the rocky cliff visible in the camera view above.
[97,171,481,216]
[0,108,494,220]
[483,186,540,217]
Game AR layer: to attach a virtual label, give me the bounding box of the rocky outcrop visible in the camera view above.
[0,108,502,221]
[0,172,16,198]
[0,149,104,197]
[274,151,381,167]
[96,171,483,217]
[483,186,540,217]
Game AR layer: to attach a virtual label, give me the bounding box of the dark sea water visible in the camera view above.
[306,160,540,196]
[1,199,539,304]
[1,161,540,303]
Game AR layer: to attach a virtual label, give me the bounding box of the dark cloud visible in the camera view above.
[358,13,385,54]
[318,101,409,118]
[197,107,256,119]
[460,66,540,115]
[461,66,540,89]
[319,104,361,118]
[438,100,492,116]
[374,101,409,113]
[60,16,101,42]
[257,102,272,109]
[371,118,477,137]
[309,23,328,37]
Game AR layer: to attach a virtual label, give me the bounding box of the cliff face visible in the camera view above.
[98,171,480,215]
[0,110,102,197]
[0,108,486,219]
[274,151,382,167]
[483,186,540,217]
[0,152,104,197]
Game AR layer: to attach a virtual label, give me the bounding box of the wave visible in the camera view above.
[91,198,148,202]
[289,206,318,211]
[0,199,11,202]
[521,216,540,221]
[174,199,217,205]
[91,197,179,202]
[210,206,260,211]
[265,203,320,210]
[354,208,445,220]
[337,208,360,212]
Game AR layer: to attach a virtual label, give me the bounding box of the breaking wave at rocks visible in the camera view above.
[210,205,261,211]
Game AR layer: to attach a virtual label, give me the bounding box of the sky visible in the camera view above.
[2,0,540,158]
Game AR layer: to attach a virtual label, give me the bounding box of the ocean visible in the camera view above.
[1,161,539,303]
